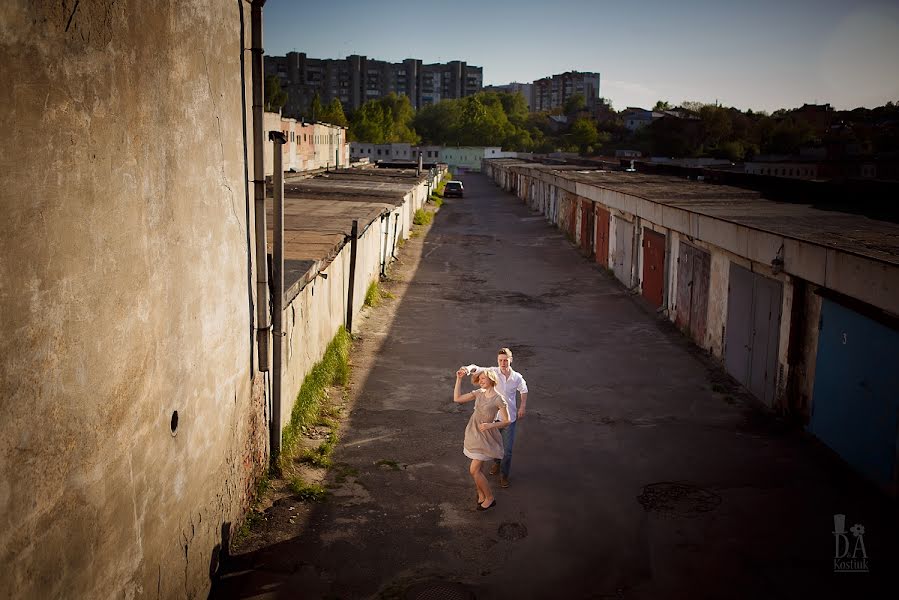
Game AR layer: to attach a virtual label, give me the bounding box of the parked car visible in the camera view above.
[443,180,464,198]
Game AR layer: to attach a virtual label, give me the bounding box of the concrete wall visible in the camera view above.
[0,2,266,598]
[277,173,439,439]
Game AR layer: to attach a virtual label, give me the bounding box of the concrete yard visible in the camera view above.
[213,174,899,599]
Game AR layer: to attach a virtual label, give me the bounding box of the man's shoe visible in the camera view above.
[500,476,510,488]
[489,463,500,476]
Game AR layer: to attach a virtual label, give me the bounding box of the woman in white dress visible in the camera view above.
[453,368,511,510]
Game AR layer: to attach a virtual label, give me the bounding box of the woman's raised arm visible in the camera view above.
[454,368,476,403]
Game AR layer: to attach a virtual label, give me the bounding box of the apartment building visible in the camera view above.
[533,71,601,113]
[265,52,483,115]
[484,82,535,111]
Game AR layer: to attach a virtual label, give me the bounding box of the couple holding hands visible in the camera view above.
[453,348,529,511]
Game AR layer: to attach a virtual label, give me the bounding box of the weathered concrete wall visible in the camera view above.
[0,2,265,598]
[279,176,435,436]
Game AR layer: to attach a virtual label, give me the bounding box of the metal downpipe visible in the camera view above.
[251,0,270,372]
[269,131,286,460]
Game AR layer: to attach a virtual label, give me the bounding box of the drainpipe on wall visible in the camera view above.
[251,0,269,372]
[381,214,389,277]
[269,130,287,461]
[391,213,399,260]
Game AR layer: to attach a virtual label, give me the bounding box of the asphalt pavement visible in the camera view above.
[213,172,898,600]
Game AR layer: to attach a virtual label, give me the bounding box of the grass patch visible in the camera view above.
[289,477,329,502]
[301,431,339,469]
[279,327,351,471]
[430,194,444,208]
[413,208,433,226]
[375,459,402,471]
[364,281,384,308]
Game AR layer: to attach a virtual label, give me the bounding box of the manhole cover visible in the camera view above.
[637,482,721,517]
[404,581,475,600]
[497,521,528,541]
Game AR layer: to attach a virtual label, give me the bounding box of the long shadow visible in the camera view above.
[211,174,899,600]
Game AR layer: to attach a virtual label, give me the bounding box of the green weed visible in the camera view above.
[413,208,433,226]
[364,281,382,308]
[279,327,351,471]
[289,478,329,502]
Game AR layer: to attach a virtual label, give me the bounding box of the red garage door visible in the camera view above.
[642,228,666,307]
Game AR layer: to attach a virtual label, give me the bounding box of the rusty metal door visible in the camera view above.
[641,228,666,307]
[580,200,593,256]
[595,207,610,267]
[676,242,711,344]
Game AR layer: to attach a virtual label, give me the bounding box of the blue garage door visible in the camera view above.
[808,297,899,489]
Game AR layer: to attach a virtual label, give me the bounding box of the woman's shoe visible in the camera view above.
[477,499,496,511]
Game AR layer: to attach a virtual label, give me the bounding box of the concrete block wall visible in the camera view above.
[0,2,267,598]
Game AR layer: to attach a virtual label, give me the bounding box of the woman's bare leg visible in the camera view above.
[470,460,493,507]
[470,459,487,503]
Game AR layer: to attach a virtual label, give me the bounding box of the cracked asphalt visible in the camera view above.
[212,173,899,600]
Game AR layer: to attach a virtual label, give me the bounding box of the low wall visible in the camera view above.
[276,173,438,439]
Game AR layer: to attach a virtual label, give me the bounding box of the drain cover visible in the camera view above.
[497,521,528,541]
[637,482,721,517]
[404,581,474,600]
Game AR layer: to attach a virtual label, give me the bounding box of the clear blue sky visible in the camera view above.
[263,0,899,112]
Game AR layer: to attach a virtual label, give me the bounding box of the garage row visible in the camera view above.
[484,159,899,496]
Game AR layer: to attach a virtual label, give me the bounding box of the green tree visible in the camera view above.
[563,93,587,115]
[653,100,671,111]
[349,101,388,143]
[378,93,420,143]
[413,100,461,145]
[699,105,733,148]
[570,118,600,153]
[308,92,324,121]
[264,75,288,113]
[320,98,348,127]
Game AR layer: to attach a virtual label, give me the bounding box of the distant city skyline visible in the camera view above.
[264,0,899,113]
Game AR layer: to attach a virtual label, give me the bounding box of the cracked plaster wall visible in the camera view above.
[0,1,266,598]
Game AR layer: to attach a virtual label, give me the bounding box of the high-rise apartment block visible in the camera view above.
[533,71,601,112]
[264,52,483,116]
[483,82,535,111]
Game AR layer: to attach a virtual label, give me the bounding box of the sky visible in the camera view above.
[263,0,899,112]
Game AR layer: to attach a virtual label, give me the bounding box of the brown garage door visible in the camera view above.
[595,206,610,267]
[642,228,666,307]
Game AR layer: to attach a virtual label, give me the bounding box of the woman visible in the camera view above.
[454,367,511,510]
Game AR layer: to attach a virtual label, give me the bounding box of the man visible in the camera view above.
[464,348,528,488]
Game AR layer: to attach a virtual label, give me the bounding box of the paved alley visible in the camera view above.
[213,173,898,600]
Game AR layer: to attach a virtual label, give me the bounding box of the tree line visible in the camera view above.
[265,76,899,159]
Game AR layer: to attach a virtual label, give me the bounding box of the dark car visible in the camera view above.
[443,180,464,198]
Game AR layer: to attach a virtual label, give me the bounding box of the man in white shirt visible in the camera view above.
[465,347,529,488]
